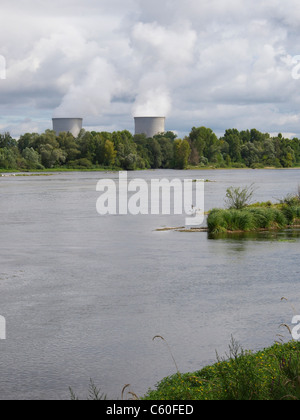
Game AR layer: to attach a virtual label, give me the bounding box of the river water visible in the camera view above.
[0,169,300,400]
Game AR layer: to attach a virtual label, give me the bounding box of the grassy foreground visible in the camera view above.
[143,340,300,400]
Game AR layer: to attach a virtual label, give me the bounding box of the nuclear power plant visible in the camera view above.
[52,118,83,137]
[134,117,166,138]
[51,116,166,138]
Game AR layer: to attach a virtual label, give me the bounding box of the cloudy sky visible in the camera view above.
[1,0,300,138]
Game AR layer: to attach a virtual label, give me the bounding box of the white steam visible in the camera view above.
[53,19,197,119]
[53,57,124,118]
[132,73,172,117]
[131,21,197,117]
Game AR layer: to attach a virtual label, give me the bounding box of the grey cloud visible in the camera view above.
[0,0,300,137]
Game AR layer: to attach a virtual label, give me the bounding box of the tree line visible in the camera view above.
[1,126,300,171]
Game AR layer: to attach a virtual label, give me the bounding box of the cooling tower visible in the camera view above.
[134,117,166,138]
[52,118,83,137]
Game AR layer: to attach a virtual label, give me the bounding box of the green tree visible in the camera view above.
[18,133,40,152]
[134,134,151,168]
[39,144,66,168]
[113,130,138,169]
[57,132,80,162]
[147,139,162,168]
[281,145,295,168]
[223,129,242,163]
[189,127,206,157]
[103,139,117,166]
[156,137,174,168]
[173,139,191,169]
[241,142,260,167]
[77,131,98,164]
[189,126,219,161]
[154,131,177,141]
[188,145,200,166]
[0,133,17,149]
[122,153,139,170]
[291,137,300,164]
[0,148,17,169]
[240,129,251,144]
[22,147,44,169]
[96,132,113,164]
[250,128,268,143]
[261,139,276,166]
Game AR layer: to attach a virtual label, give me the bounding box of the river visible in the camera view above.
[0,169,299,399]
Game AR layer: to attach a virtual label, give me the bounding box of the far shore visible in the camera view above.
[1,165,300,176]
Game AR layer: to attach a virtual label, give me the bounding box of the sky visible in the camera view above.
[1,0,300,138]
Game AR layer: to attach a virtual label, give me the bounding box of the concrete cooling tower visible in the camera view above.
[52,118,83,137]
[134,117,166,138]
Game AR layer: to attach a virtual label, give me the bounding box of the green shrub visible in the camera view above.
[280,194,300,207]
[225,184,255,210]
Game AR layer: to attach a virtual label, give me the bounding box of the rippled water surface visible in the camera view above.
[0,169,300,399]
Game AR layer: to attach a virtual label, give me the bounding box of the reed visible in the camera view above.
[207,206,295,234]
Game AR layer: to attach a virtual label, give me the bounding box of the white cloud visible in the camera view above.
[0,0,300,137]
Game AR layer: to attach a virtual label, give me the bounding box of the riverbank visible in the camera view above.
[1,165,300,175]
[187,165,300,170]
[0,167,119,174]
[143,340,300,400]
[0,173,54,177]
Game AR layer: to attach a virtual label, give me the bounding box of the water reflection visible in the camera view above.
[209,228,300,242]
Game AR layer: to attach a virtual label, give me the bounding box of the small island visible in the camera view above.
[207,186,300,235]
[156,186,300,235]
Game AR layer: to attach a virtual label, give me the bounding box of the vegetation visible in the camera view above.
[143,339,300,400]
[225,184,255,210]
[207,188,300,234]
[70,379,107,401]
[69,339,300,401]
[187,127,300,169]
[1,125,300,171]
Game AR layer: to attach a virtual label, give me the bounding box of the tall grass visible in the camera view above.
[281,205,300,224]
[69,380,107,401]
[143,340,300,400]
[207,207,289,234]
[206,204,300,234]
